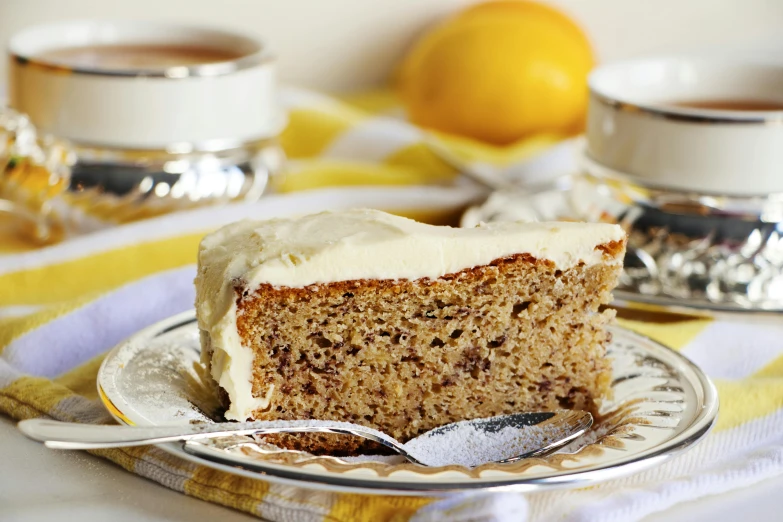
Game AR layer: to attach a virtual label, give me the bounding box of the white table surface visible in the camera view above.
[0,416,780,521]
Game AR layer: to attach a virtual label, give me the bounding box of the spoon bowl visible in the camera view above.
[18,410,592,468]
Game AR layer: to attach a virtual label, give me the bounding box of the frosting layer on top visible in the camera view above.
[194,208,625,420]
[199,208,624,289]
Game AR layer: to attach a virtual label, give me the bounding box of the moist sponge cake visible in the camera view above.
[195,209,626,454]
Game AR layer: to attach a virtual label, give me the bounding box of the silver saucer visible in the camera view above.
[463,168,783,313]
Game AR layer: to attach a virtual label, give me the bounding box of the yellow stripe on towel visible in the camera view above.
[280,108,364,159]
[275,160,453,193]
[0,232,204,307]
[0,376,77,417]
[328,494,432,522]
[714,379,783,431]
[184,467,268,514]
[0,295,95,351]
[616,316,713,352]
[54,354,106,400]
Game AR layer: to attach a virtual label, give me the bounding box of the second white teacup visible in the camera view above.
[586,57,783,196]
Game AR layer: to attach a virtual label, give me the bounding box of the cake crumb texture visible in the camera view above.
[232,245,623,454]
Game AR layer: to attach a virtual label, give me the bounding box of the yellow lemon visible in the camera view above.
[399,0,594,145]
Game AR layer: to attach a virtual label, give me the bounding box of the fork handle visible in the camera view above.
[16,418,408,454]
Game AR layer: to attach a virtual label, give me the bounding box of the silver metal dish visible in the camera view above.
[0,107,284,242]
[463,164,783,313]
[97,310,718,496]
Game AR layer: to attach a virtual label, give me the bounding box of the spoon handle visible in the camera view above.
[16,418,409,456]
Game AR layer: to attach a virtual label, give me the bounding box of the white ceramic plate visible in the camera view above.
[98,311,718,496]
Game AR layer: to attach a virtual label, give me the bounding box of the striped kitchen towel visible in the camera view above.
[3,85,783,521]
[0,87,568,241]
[3,185,783,521]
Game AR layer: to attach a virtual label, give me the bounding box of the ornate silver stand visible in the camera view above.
[463,159,783,312]
[0,108,284,242]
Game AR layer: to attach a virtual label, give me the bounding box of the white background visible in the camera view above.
[1,0,783,90]
[0,1,782,520]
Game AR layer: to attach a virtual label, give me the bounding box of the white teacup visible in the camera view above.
[8,20,285,148]
[586,57,783,196]
[2,21,286,241]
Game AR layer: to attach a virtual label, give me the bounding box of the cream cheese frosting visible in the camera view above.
[195,208,625,420]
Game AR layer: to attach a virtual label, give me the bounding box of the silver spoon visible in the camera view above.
[18,410,591,467]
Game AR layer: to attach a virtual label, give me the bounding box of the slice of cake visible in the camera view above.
[195,209,626,454]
